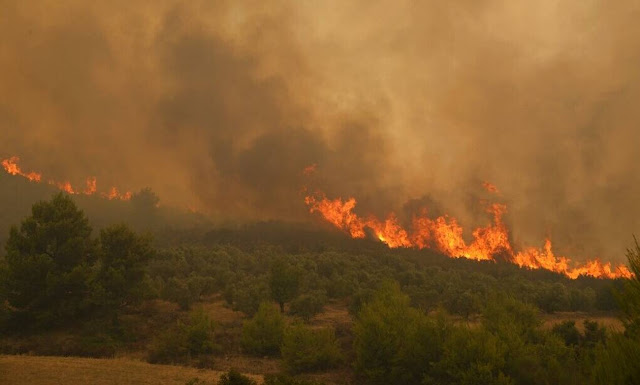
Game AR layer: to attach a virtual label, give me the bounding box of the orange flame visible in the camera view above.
[102,187,132,201]
[2,156,132,201]
[482,181,500,194]
[84,177,97,195]
[1,156,42,182]
[305,191,632,279]
[55,181,75,194]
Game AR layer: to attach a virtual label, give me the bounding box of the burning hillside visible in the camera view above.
[1,156,132,200]
[305,188,632,280]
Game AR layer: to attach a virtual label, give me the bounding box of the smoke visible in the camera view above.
[1,0,639,261]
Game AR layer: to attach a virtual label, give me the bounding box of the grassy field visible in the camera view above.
[0,355,263,385]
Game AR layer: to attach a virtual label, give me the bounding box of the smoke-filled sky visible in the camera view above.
[2,0,640,262]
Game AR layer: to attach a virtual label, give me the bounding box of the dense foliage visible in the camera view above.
[281,322,342,373]
[1,193,640,385]
[0,194,152,329]
[241,302,285,356]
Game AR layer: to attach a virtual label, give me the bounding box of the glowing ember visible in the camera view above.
[303,163,317,176]
[482,181,500,194]
[305,190,632,279]
[2,156,132,201]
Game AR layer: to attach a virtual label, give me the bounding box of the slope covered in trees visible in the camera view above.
[1,194,639,384]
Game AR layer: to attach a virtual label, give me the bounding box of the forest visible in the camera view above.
[1,191,639,385]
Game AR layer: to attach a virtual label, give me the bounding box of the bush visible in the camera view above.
[148,308,218,364]
[289,292,326,321]
[241,302,284,356]
[228,276,270,317]
[425,327,511,385]
[164,278,196,310]
[552,320,581,346]
[281,323,342,373]
[353,281,444,385]
[185,309,218,356]
[218,369,256,385]
[148,327,188,364]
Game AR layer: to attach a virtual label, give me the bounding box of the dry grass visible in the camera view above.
[309,301,351,328]
[200,296,247,325]
[541,312,624,332]
[211,355,281,376]
[0,355,263,385]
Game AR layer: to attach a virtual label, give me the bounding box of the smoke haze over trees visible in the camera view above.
[2,1,640,262]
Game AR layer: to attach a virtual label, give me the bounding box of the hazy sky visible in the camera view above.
[2,0,640,261]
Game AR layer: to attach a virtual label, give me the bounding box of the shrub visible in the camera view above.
[552,320,581,346]
[148,326,189,364]
[289,292,326,321]
[163,278,195,310]
[281,323,342,373]
[148,308,218,364]
[425,327,511,385]
[353,281,442,384]
[185,309,218,355]
[218,369,256,385]
[229,276,270,317]
[241,302,284,356]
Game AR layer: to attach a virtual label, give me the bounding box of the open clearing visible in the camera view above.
[0,355,263,385]
[541,312,624,332]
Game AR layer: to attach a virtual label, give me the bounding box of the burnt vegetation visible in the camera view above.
[0,191,639,384]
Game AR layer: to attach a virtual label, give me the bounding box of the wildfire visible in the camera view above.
[482,181,500,194]
[1,156,42,182]
[1,156,132,201]
[102,186,132,201]
[305,191,632,280]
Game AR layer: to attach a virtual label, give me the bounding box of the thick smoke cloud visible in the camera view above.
[1,0,639,262]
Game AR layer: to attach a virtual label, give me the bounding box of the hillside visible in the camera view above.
[1,188,639,385]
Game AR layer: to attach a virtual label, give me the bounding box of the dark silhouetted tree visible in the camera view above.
[1,193,95,327]
[131,187,160,212]
[130,187,160,229]
[92,224,154,313]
